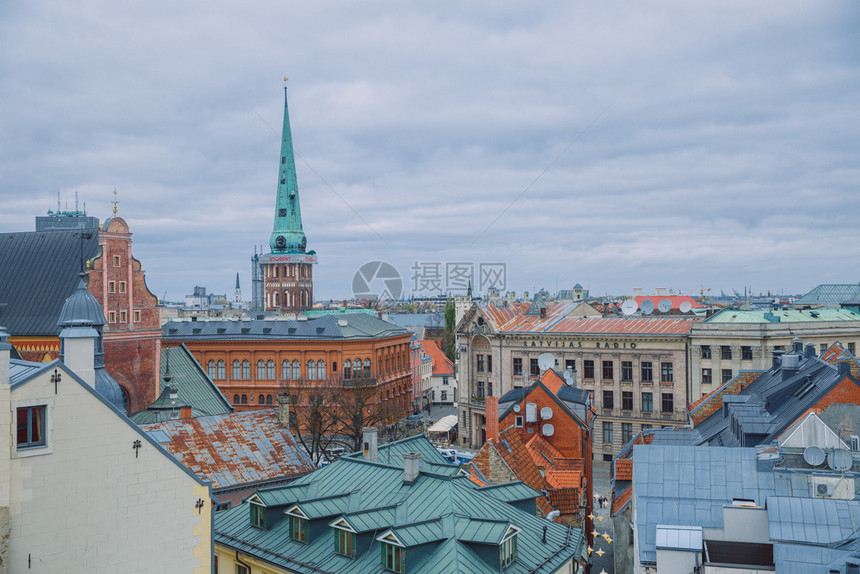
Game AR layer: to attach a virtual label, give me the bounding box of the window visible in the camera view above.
[721,346,732,360]
[488,382,493,397]
[515,416,523,428]
[237,564,249,574]
[364,358,371,374]
[641,424,652,432]
[442,376,449,385]
[513,357,523,376]
[233,360,241,380]
[701,345,712,359]
[344,360,352,379]
[476,381,485,399]
[317,360,326,380]
[233,394,239,404]
[292,360,300,380]
[113,255,120,266]
[487,355,493,373]
[622,423,633,445]
[250,503,266,529]
[641,392,653,412]
[702,368,712,385]
[441,390,447,401]
[602,361,613,380]
[602,390,614,410]
[742,346,753,361]
[307,360,316,380]
[241,394,248,404]
[849,343,856,355]
[477,355,485,372]
[621,361,633,381]
[820,343,827,354]
[500,534,518,568]
[722,369,733,383]
[334,529,357,558]
[565,359,575,371]
[266,395,273,405]
[530,358,540,376]
[603,421,613,443]
[661,362,673,382]
[622,391,633,411]
[208,360,217,379]
[133,310,140,322]
[16,406,46,448]
[119,310,127,323]
[289,515,307,542]
[283,360,290,380]
[382,542,405,573]
[119,281,126,293]
[257,360,266,380]
[584,360,595,379]
[603,454,613,462]
[267,360,275,380]
[258,394,264,404]
[109,311,116,323]
[353,358,363,378]
[108,281,116,293]
[641,362,653,382]
[661,393,673,413]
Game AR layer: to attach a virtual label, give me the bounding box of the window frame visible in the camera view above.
[702,368,712,385]
[661,393,674,413]
[583,360,595,379]
[641,361,653,382]
[622,391,633,411]
[602,421,613,443]
[701,345,712,359]
[602,360,613,380]
[381,542,405,573]
[621,360,633,382]
[512,357,523,376]
[334,528,357,558]
[500,533,518,568]
[530,358,540,376]
[602,390,614,410]
[641,392,653,412]
[14,399,53,458]
[721,346,732,360]
[250,502,267,529]
[661,362,673,383]
[289,514,308,543]
[741,346,753,361]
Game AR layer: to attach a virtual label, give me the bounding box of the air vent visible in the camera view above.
[540,407,553,420]
[814,480,834,497]
[513,404,521,413]
[241,328,250,335]
[217,328,226,334]
[542,424,555,437]
[525,403,538,423]
[263,327,271,334]
[288,327,297,334]
[192,328,201,334]
[316,327,325,334]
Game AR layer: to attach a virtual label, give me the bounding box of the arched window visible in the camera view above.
[282,360,290,380]
[292,360,301,380]
[317,360,326,380]
[257,360,266,380]
[258,394,265,405]
[332,361,337,373]
[208,360,217,379]
[232,360,241,380]
[266,395,273,405]
[242,360,250,380]
[267,360,275,380]
[364,358,371,375]
[233,394,240,404]
[344,360,352,380]
[217,360,225,379]
[307,360,316,380]
[274,291,279,306]
[241,394,248,404]
[353,358,362,378]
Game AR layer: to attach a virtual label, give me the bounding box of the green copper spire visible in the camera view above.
[269,87,307,253]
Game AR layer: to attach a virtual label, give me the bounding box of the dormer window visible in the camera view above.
[334,528,356,558]
[289,514,308,542]
[250,502,266,529]
[500,532,518,568]
[381,542,405,573]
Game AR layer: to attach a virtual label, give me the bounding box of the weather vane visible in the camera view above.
[112,189,119,215]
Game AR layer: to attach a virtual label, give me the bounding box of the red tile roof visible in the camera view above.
[418,339,455,376]
[614,458,633,481]
[612,485,632,517]
[633,295,704,309]
[140,409,315,490]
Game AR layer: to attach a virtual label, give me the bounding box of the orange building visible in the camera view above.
[162,313,413,416]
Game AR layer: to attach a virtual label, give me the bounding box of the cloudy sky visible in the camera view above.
[1,2,858,302]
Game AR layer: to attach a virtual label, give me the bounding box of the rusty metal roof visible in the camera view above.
[140,409,315,490]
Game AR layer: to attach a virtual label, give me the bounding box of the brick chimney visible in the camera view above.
[363,427,378,461]
[403,452,421,484]
[180,405,192,419]
[486,396,499,443]
[277,393,291,427]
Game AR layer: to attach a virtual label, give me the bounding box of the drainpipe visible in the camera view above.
[236,551,252,573]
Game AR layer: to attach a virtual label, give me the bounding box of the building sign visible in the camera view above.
[522,339,638,349]
[260,253,318,264]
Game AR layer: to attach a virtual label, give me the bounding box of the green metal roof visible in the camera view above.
[293,493,352,520]
[796,284,860,306]
[475,481,541,503]
[214,436,584,574]
[268,87,307,254]
[128,344,232,424]
[704,308,860,323]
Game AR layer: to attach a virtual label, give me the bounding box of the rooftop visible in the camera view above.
[705,308,860,323]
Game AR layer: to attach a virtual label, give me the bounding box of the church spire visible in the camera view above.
[269,84,308,254]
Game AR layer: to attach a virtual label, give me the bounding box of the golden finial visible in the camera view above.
[112,189,119,215]
[284,77,288,82]
[86,259,92,269]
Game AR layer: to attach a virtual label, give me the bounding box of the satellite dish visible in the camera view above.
[513,404,521,413]
[540,407,553,420]
[537,353,555,371]
[828,448,853,472]
[621,300,638,316]
[658,299,672,313]
[641,299,655,315]
[562,370,573,384]
[542,424,555,437]
[679,301,692,313]
[803,446,825,467]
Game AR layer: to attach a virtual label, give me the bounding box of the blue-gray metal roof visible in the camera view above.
[655,525,702,551]
[0,229,100,336]
[57,275,106,326]
[163,313,410,341]
[767,496,860,546]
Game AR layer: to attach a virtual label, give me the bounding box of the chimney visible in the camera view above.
[180,405,192,419]
[59,325,98,388]
[781,354,800,381]
[363,427,378,461]
[485,396,499,443]
[403,452,421,484]
[277,393,291,427]
[804,342,816,359]
[846,562,859,574]
[771,350,784,371]
[792,338,803,355]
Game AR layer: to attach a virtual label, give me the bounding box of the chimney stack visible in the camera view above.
[277,393,291,427]
[59,326,98,388]
[403,452,421,484]
[485,396,499,443]
[771,350,784,371]
[792,338,803,355]
[363,427,378,461]
[804,342,816,359]
[180,405,192,419]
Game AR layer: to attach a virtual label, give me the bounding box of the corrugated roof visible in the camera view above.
[139,409,314,490]
[0,229,100,336]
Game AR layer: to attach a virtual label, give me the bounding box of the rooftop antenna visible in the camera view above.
[75,191,79,212]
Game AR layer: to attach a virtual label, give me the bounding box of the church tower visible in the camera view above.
[256,86,317,314]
